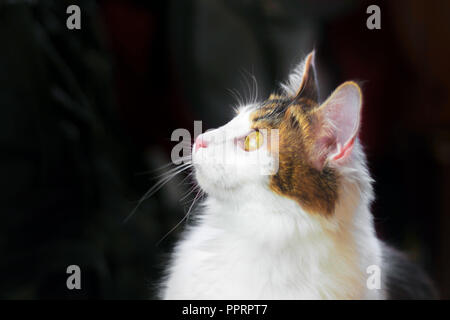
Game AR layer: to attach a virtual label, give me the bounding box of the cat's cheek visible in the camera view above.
[193,168,210,192]
[193,162,221,193]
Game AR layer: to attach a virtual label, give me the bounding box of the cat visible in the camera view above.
[159,51,437,299]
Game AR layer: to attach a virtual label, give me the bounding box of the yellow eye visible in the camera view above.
[244,130,264,151]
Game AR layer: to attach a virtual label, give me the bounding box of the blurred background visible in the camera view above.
[0,0,449,299]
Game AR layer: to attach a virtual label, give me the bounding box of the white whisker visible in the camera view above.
[124,163,193,223]
[156,188,204,246]
[135,157,192,176]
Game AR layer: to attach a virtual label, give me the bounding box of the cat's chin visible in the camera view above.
[194,169,252,202]
[194,172,231,199]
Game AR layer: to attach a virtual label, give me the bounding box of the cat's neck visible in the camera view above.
[199,168,374,251]
[202,186,337,249]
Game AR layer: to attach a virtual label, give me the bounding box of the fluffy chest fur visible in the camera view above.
[161,182,383,300]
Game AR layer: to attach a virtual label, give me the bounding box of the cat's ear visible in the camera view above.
[310,81,362,170]
[282,51,319,103]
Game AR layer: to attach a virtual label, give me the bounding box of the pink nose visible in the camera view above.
[194,135,208,151]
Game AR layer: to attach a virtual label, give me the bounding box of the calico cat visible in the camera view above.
[159,51,436,299]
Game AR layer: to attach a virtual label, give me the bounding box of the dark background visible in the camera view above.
[0,0,449,299]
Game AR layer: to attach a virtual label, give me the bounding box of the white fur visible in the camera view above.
[160,104,384,299]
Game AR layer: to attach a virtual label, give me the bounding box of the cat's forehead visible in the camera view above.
[246,94,319,128]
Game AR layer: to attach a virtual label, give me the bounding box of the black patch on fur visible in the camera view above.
[252,98,292,123]
[382,243,438,299]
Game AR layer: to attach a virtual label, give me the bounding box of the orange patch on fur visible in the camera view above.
[269,93,282,100]
[250,96,339,216]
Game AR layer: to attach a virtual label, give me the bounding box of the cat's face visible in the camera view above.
[192,105,277,197]
[192,52,362,216]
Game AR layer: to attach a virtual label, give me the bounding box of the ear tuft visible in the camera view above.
[311,81,362,169]
[282,51,319,102]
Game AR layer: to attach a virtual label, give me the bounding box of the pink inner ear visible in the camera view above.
[332,136,356,161]
[320,82,362,163]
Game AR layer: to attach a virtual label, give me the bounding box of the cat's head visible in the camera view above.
[192,51,364,216]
